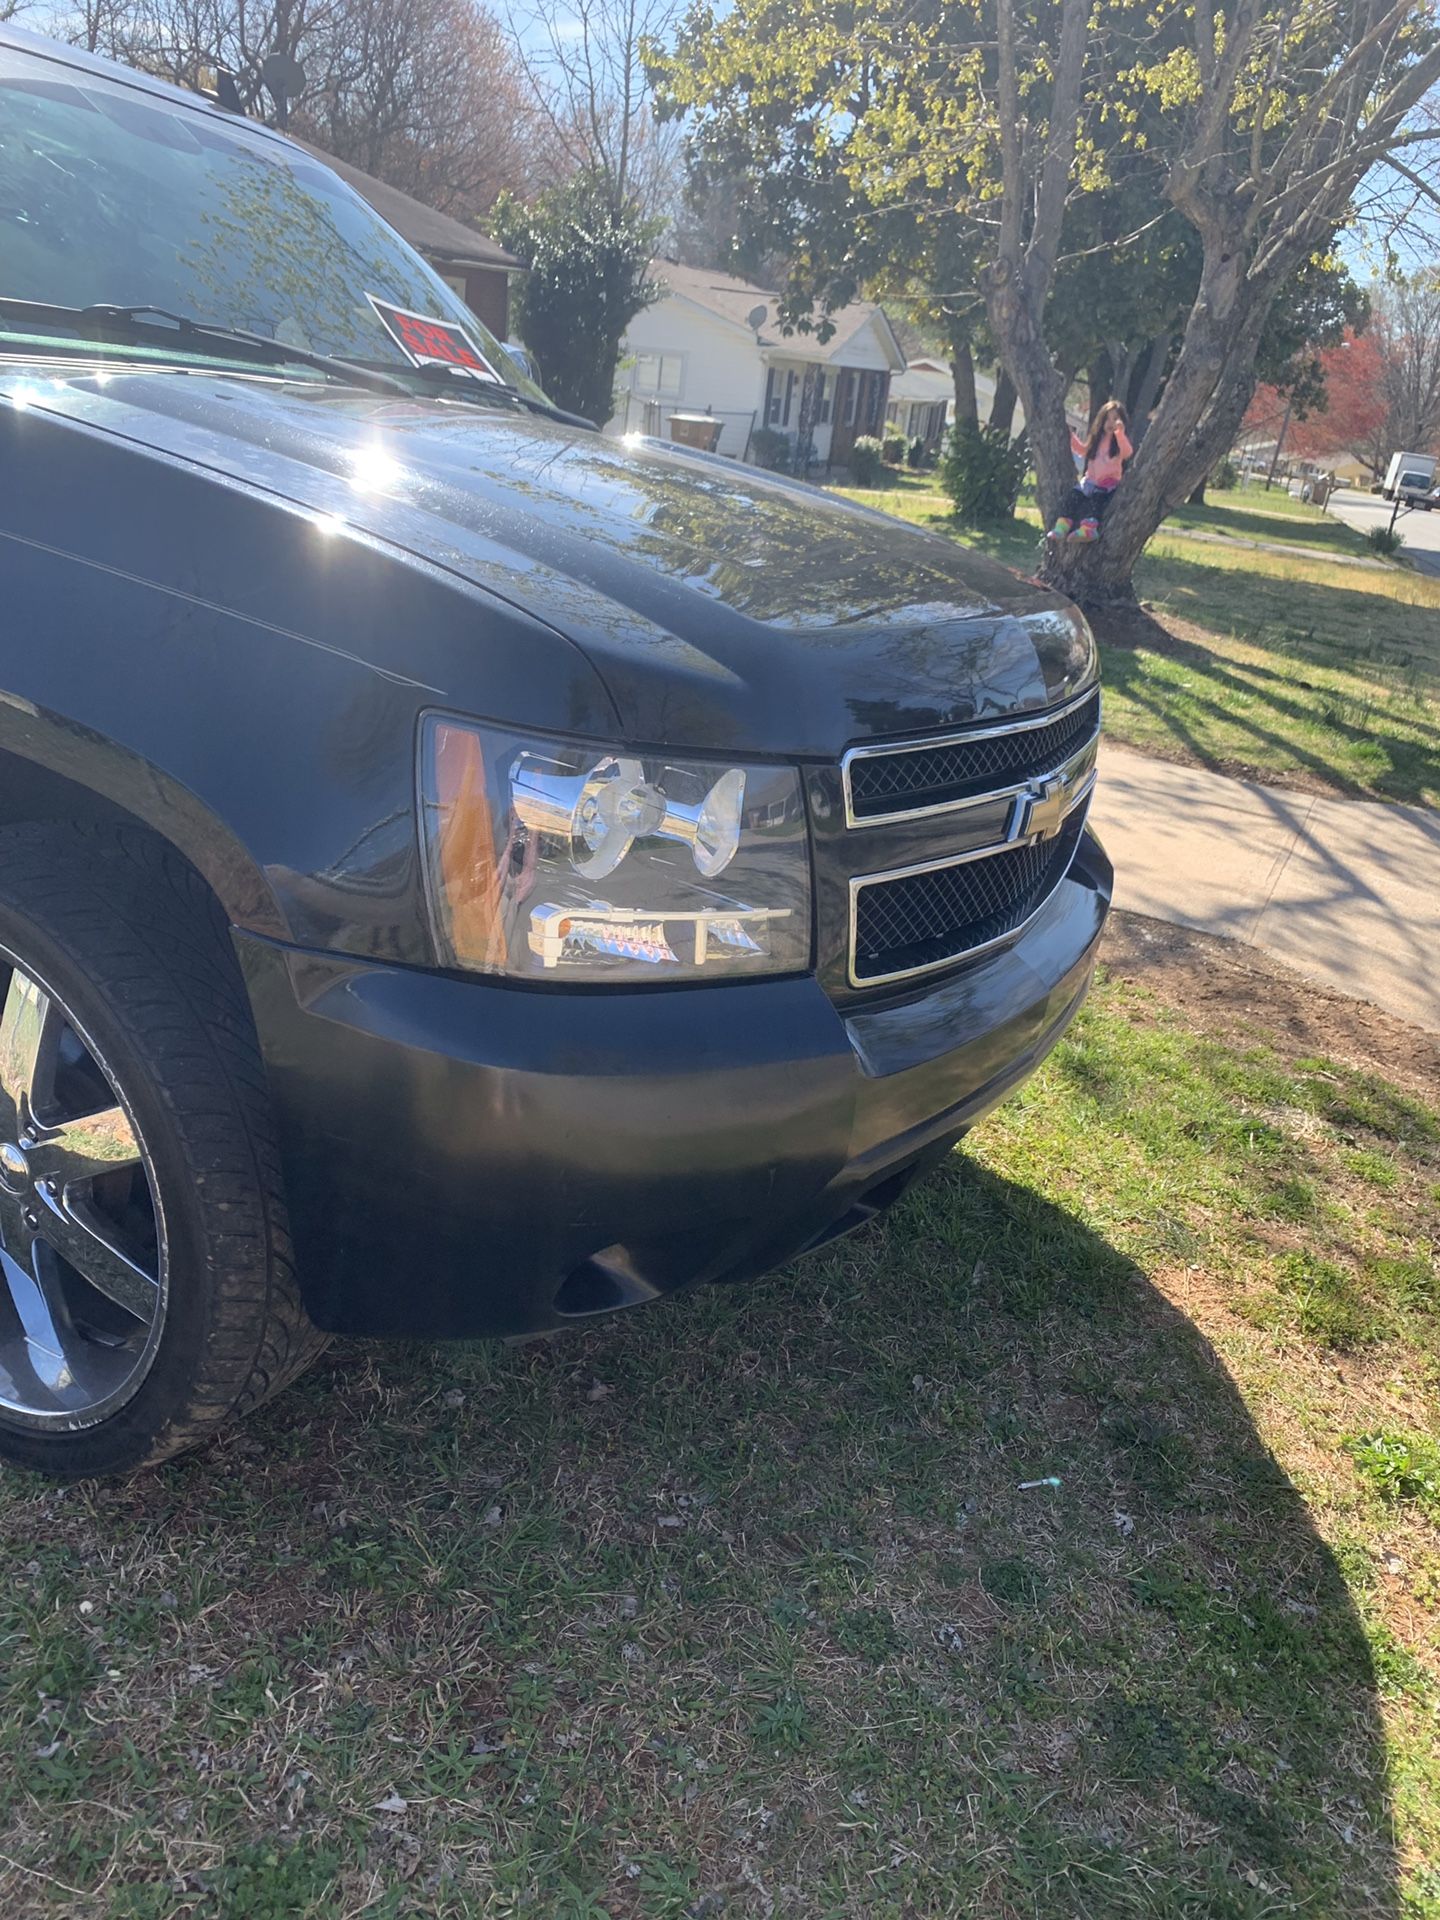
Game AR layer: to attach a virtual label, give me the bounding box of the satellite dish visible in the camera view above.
[261,50,307,98]
[746,304,768,331]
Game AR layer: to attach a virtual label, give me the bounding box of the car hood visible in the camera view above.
[4,363,1095,755]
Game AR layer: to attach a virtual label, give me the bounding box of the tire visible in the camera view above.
[0,823,325,1477]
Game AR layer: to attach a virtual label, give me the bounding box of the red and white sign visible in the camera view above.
[367,295,501,383]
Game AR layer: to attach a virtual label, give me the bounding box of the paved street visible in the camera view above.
[1091,742,1440,1033]
[1326,484,1440,577]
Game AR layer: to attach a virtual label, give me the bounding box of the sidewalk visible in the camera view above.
[1090,742,1440,1033]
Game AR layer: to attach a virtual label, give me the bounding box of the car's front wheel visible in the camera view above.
[0,825,324,1478]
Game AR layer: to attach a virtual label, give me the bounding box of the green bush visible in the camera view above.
[881,428,909,466]
[749,426,792,473]
[1365,523,1405,555]
[1210,456,1239,490]
[849,435,886,485]
[492,170,662,424]
[906,434,927,469]
[939,422,1030,521]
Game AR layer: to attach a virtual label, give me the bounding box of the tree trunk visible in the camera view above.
[1126,334,1171,444]
[1033,240,1265,607]
[1189,480,1207,506]
[1049,337,1261,607]
[1086,351,1114,425]
[983,259,1073,529]
[988,368,1018,437]
[1108,342,1133,409]
[948,325,979,431]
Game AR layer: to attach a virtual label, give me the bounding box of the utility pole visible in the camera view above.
[1389,487,1410,544]
[1264,394,1294,492]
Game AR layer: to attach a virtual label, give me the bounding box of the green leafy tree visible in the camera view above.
[656,0,1440,606]
[493,168,663,423]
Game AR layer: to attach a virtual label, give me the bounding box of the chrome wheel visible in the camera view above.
[0,955,166,1429]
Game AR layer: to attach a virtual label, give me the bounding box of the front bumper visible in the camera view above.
[237,830,1112,1338]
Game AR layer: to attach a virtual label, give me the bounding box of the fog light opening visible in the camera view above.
[553,1246,659,1318]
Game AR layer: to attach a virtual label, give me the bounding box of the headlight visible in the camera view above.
[418,717,812,981]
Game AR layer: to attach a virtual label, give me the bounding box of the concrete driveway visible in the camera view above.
[1091,743,1440,1033]
[1326,485,1440,577]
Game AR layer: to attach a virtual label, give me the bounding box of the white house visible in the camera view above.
[609,260,906,468]
[886,357,955,452]
[885,358,1027,452]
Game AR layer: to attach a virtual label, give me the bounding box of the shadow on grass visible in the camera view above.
[1,1157,1398,1916]
[1168,499,1368,555]
[1096,599,1439,807]
[1136,552,1440,686]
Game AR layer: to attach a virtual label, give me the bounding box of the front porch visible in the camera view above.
[759,359,892,472]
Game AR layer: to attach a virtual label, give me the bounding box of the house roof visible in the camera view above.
[294,139,519,272]
[650,260,904,369]
[890,361,956,402]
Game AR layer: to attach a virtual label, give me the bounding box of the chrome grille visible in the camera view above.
[844,686,1100,826]
[842,688,1102,989]
[850,805,1090,986]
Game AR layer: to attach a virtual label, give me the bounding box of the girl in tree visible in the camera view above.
[1048,400,1132,543]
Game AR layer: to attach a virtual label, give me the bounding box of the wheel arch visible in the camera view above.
[0,730,288,941]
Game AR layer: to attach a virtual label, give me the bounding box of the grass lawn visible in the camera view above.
[1166,484,1381,559]
[836,476,1440,810]
[2,919,1437,1918]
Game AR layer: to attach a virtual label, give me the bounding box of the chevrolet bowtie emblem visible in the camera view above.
[1017,773,1071,842]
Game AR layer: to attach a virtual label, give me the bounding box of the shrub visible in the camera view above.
[492,170,663,423]
[849,435,886,485]
[881,428,909,466]
[749,426,792,473]
[940,422,1030,521]
[906,434,927,469]
[1365,523,1404,555]
[1210,456,1239,490]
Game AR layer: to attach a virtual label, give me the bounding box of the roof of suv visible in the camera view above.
[1,23,299,145]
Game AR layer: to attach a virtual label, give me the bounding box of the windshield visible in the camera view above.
[0,40,542,397]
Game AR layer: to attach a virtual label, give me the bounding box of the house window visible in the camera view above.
[782,369,797,427]
[764,368,779,425]
[633,352,683,397]
[843,375,859,425]
[816,371,831,424]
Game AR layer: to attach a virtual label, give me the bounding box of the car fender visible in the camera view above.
[0,399,621,961]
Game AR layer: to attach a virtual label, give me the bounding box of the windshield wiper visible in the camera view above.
[0,299,415,398]
[370,356,596,430]
[0,298,598,427]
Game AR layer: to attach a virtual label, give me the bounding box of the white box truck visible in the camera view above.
[1382,451,1437,503]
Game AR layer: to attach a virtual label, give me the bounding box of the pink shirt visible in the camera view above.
[1072,425,1133,492]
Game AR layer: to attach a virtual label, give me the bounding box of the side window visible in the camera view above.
[635,351,683,396]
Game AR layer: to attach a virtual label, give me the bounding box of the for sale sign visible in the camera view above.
[367,295,502,382]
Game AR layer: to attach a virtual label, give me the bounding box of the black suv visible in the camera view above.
[0,27,1110,1475]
